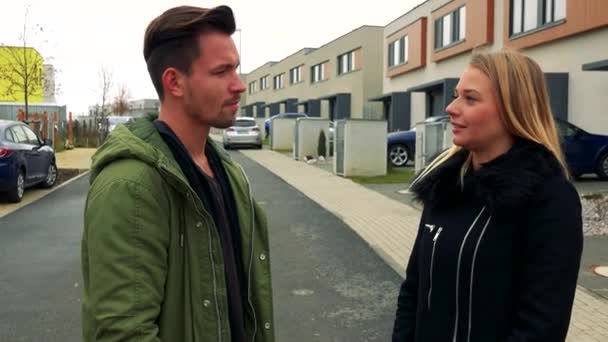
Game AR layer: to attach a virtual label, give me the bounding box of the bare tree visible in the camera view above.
[98,65,113,119]
[112,83,131,116]
[97,65,113,140]
[0,7,52,121]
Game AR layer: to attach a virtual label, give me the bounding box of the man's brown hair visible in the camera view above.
[143,5,236,101]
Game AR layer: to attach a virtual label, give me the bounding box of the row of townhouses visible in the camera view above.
[241,0,608,134]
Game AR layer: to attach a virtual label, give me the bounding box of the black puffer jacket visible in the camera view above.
[392,139,583,342]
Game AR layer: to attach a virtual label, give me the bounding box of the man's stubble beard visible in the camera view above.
[184,87,235,129]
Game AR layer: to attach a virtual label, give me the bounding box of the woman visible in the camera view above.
[392,50,583,342]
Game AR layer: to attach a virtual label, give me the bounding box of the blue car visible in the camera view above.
[557,119,608,180]
[264,112,308,137]
[0,120,57,202]
[387,116,608,179]
[387,115,448,167]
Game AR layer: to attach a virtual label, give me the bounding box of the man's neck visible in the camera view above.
[158,107,210,161]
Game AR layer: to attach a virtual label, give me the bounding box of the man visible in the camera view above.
[81,5,274,342]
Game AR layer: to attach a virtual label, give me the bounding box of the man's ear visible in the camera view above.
[162,67,185,98]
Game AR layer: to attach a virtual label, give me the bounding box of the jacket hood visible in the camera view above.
[89,115,232,184]
[411,138,567,216]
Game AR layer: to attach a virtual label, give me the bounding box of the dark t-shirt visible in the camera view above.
[202,172,246,342]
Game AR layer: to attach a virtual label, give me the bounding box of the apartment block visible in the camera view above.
[378,0,608,133]
[242,26,385,121]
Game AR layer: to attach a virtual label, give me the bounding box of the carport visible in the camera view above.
[318,93,351,121]
[368,91,411,132]
[295,99,321,117]
[582,59,608,71]
[408,78,459,118]
[241,101,265,118]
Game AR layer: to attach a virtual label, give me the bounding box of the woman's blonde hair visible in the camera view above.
[411,49,569,186]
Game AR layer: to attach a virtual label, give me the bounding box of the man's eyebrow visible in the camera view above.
[210,61,240,71]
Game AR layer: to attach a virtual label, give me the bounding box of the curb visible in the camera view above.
[0,170,91,219]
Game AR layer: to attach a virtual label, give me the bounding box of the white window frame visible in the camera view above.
[312,63,325,83]
[511,0,566,36]
[290,66,302,84]
[273,73,284,89]
[434,6,466,50]
[338,50,357,75]
[388,36,408,67]
[260,75,269,90]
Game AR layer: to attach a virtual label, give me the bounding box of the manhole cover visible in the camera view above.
[592,266,608,278]
[292,289,314,296]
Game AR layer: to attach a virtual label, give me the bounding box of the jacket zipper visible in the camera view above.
[452,206,486,342]
[427,227,443,310]
[237,165,259,342]
[160,166,224,341]
[161,161,261,342]
[466,215,492,342]
[207,219,223,342]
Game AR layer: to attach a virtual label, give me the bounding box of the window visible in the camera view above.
[388,36,408,67]
[337,50,356,75]
[260,75,269,90]
[10,126,29,144]
[22,126,41,145]
[234,119,256,127]
[434,6,466,50]
[511,0,566,36]
[458,6,466,41]
[311,63,325,83]
[4,128,15,142]
[273,73,285,89]
[248,81,256,94]
[556,120,577,138]
[289,66,302,84]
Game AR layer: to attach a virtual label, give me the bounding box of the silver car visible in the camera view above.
[222,117,263,149]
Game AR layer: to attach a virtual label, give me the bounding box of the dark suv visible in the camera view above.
[0,120,57,202]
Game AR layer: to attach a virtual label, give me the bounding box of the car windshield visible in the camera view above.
[233,120,256,127]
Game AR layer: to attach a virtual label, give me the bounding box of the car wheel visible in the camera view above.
[223,144,230,150]
[7,170,25,203]
[597,153,608,180]
[256,144,263,150]
[389,144,409,167]
[41,163,58,188]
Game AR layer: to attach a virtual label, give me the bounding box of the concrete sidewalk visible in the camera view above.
[239,149,608,342]
[56,148,96,170]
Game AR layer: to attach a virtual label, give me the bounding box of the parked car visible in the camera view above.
[556,118,608,180]
[107,115,134,132]
[387,115,448,167]
[386,115,608,179]
[0,120,57,203]
[264,112,308,137]
[223,117,263,149]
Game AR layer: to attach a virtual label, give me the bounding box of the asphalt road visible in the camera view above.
[0,151,404,341]
[230,151,402,342]
[0,175,87,342]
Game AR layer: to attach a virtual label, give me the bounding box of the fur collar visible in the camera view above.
[410,138,565,216]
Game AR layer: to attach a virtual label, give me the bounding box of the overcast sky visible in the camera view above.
[1,0,423,114]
